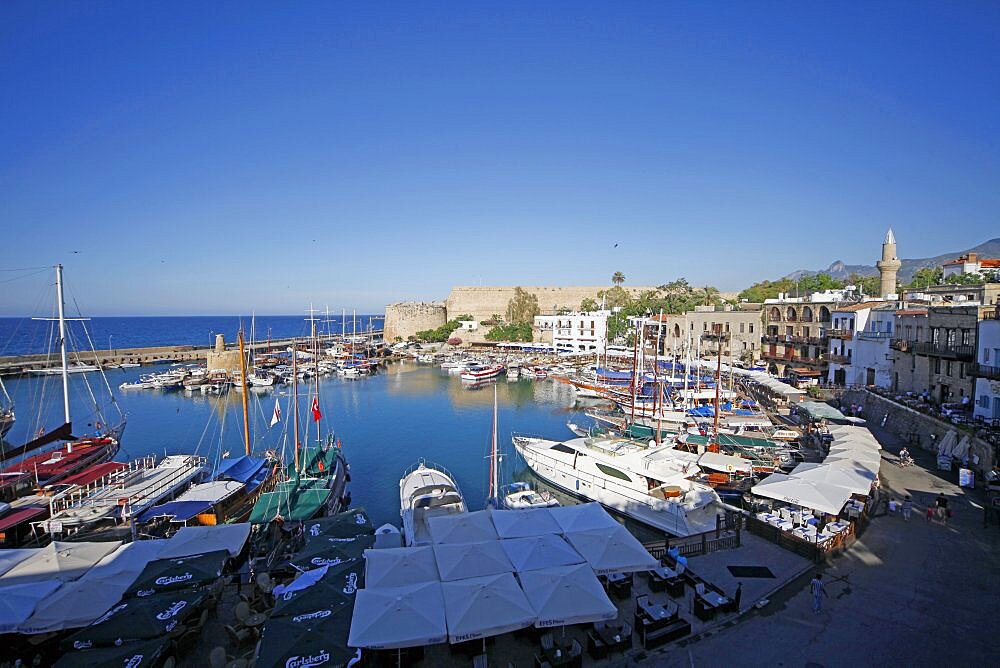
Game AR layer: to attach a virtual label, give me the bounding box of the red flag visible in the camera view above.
[311,397,322,422]
[318,459,325,472]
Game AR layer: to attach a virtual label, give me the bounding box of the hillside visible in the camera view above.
[785,237,1000,283]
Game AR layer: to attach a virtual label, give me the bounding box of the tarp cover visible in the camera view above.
[349,581,448,649]
[156,523,251,559]
[752,473,853,516]
[440,573,535,642]
[516,563,617,628]
[488,508,561,539]
[212,455,267,483]
[698,451,754,474]
[136,500,213,523]
[562,525,659,575]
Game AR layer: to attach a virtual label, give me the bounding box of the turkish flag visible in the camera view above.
[311,397,322,422]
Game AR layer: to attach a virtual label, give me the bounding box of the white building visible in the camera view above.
[973,315,1000,425]
[827,301,896,387]
[534,310,610,353]
[943,252,1000,279]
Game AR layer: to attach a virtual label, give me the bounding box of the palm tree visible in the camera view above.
[700,286,720,306]
[611,271,625,287]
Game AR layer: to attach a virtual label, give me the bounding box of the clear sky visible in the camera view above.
[2,2,998,315]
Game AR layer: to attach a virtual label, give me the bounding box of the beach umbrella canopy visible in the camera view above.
[824,456,880,475]
[272,561,363,619]
[953,435,972,461]
[157,523,251,559]
[827,445,881,464]
[20,541,168,635]
[257,599,359,668]
[427,510,498,544]
[488,508,561,539]
[562,524,658,575]
[364,546,440,588]
[304,508,375,542]
[54,637,170,668]
[831,432,881,450]
[124,550,228,599]
[548,502,620,534]
[752,473,853,516]
[290,534,375,571]
[0,580,62,633]
[440,573,536,642]
[0,541,121,586]
[516,564,617,628]
[500,534,585,573]
[64,588,209,649]
[0,548,38,578]
[432,541,514,582]
[936,431,958,457]
[791,462,876,496]
[348,581,448,649]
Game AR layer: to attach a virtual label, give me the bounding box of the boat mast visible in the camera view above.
[313,314,321,446]
[292,339,300,473]
[489,384,499,506]
[55,264,71,427]
[713,324,722,442]
[238,330,251,456]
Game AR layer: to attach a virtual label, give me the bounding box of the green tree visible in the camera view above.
[580,297,599,312]
[485,322,533,342]
[797,273,844,294]
[737,278,797,303]
[699,286,720,306]
[611,271,626,287]
[908,266,943,289]
[507,287,539,324]
[597,286,630,309]
[846,273,881,296]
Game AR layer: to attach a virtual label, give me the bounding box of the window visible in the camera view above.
[961,329,971,346]
[959,363,965,379]
[986,348,991,362]
[933,358,941,374]
[932,328,940,345]
[917,326,923,341]
[595,463,631,482]
[550,443,577,455]
[749,324,754,334]
[946,361,952,376]
[740,323,745,334]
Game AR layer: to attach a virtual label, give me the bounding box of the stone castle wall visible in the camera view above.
[384,302,447,341]
[444,286,659,325]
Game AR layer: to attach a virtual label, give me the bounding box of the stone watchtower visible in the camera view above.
[876,228,901,297]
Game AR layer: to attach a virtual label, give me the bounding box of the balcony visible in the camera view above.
[911,342,975,362]
[825,354,852,365]
[827,329,854,340]
[973,363,1000,381]
[890,338,915,352]
[761,349,797,362]
[761,334,829,346]
[701,331,730,341]
[856,331,894,341]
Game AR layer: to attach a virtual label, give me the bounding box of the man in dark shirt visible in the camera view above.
[935,493,949,525]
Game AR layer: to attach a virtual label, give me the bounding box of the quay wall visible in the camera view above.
[841,388,994,474]
[384,302,447,342]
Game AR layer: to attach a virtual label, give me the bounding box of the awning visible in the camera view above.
[364,546,440,588]
[54,636,171,668]
[349,581,448,649]
[0,548,37,578]
[136,500,213,524]
[562,524,659,575]
[698,451,753,474]
[304,508,375,542]
[432,541,514,582]
[427,510,499,544]
[0,541,121,586]
[63,588,209,649]
[797,401,848,422]
[548,503,621,533]
[59,462,127,487]
[124,550,228,599]
[156,523,251,559]
[211,455,267,483]
[790,462,876,496]
[500,535,585,573]
[0,506,47,533]
[488,508,562,539]
[289,534,374,572]
[751,473,854,516]
[0,580,62,632]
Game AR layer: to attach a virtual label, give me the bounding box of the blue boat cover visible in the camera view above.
[687,406,717,417]
[138,500,213,523]
[212,455,267,483]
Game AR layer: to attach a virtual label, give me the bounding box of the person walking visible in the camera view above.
[935,493,949,525]
[810,573,828,614]
[902,495,913,521]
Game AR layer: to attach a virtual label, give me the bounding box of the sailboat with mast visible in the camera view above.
[0,377,14,439]
[0,265,126,502]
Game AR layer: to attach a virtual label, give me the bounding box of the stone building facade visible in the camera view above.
[760,291,841,377]
[890,308,930,395]
[640,305,764,362]
[384,302,447,341]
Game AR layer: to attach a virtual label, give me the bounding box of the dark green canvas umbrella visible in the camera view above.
[304,507,375,541]
[272,560,364,620]
[54,636,171,667]
[124,549,229,599]
[290,534,375,571]
[256,598,359,668]
[63,588,208,650]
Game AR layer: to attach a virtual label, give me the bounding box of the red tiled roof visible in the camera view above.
[835,301,887,313]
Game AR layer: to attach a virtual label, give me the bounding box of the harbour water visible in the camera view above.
[0,314,381,356]
[1,362,585,527]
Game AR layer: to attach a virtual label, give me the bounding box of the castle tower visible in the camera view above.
[876,228,901,297]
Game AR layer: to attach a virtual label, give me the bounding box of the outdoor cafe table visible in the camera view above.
[595,622,630,652]
[700,591,728,609]
[637,597,678,623]
[540,638,579,667]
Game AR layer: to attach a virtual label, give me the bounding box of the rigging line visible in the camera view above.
[0,268,51,284]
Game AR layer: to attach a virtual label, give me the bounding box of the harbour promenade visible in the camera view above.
[0,331,385,376]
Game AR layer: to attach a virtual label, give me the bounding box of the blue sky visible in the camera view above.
[2,2,998,315]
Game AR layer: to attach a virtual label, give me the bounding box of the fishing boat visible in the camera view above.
[0,377,14,439]
[29,363,100,376]
[511,434,724,536]
[399,461,466,547]
[460,363,504,382]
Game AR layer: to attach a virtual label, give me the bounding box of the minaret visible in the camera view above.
[876,228,901,297]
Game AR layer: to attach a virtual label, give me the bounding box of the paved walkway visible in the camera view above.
[647,425,1000,667]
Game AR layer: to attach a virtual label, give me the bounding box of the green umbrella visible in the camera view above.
[272,560,364,620]
[304,508,375,541]
[291,534,375,571]
[55,636,170,667]
[256,598,359,668]
[124,549,229,599]
[63,588,208,650]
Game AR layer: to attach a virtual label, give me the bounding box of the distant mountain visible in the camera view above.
[785,237,1000,284]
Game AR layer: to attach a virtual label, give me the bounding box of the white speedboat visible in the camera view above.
[501,481,559,509]
[512,434,724,537]
[399,461,466,547]
[460,364,504,382]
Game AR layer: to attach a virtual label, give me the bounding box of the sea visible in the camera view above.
[0,362,611,530]
[0,314,383,357]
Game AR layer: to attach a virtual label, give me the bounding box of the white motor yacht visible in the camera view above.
[501,481,559,509]
[399,461,467,547]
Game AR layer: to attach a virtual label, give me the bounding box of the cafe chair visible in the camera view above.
[694,583,706,596]
[234,601,268,629]
[540,633,554,652]
[225,623,258,648]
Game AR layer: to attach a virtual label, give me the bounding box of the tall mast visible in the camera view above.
[292,339,300,473]
[314,316,321,446]
[490,384,499,505]
[55,264,71,426]
[238,330,251,456]
[713,324,722,442]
